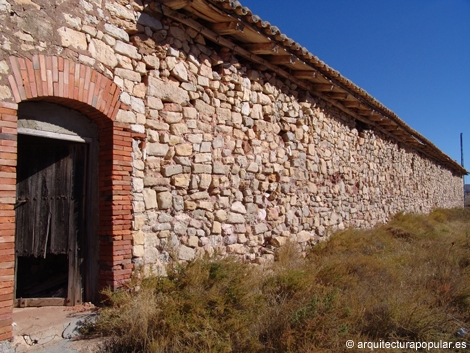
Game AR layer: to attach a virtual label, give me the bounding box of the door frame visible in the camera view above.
[15,131,92,307]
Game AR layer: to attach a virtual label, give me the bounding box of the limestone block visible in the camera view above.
[143,55,160,69]
[198,201,214,211]
[227,212,245,224]
[197,75,210,87]
[271,237,287,247]
[200,142,212,153]
[133,230,145,245]
[132,177,143,192]
[187,134,203,144]
[178,245,195,261]
[115,40,142,60]
[131,97,145,114]
[194,153,211,163]
[172,62,188,82]
[188,236,199,248]
[253,223,268,235]
[183,107,198,119]
[148,77,189,105]
[148,97,164,110]
[147,143,169,157]
[115,68,141,82]
[171,123,188,135]
[116,110,136,123]
[231,201,247,214]
[175,143,193,156]
[57,27,87,50]
[171,174,190,187]
[297,231,311,243]
[174,222,187,236]
[214,210,227,222]
[104,23,129,41]
[194,100,215,117]
[216,107,231,122]
[199,174,212,189]
[192,164,212,174]
[144,177,169,187]
[157,192,172,209]
[246,162,259,173]
[160,111,182,124]
[212,221,222,234]
[105,2,134,21]
[161,165,183,177]
[184,200,197,210]
[133,245,144,257]
[143,188,157,209]
[133,214,146,230]
[0,86,12,100]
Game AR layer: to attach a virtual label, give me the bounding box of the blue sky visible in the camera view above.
[239,0,470,175]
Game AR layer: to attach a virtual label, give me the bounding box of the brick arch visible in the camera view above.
[0,55,133,340]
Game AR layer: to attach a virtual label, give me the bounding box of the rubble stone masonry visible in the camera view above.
[0,0,464,341]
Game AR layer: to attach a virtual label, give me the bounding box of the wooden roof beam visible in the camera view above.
[211,21,245,35]
[312,83,334,92]
[343,100,360,108]
[325,92,348,100]
[293,70,317,79]
[243,42,280,55]
[269,55,297,66]
[158,0,191,10]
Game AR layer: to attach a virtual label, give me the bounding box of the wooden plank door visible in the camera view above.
[15,135,86,306]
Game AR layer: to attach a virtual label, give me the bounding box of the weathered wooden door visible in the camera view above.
[15,135,86,306]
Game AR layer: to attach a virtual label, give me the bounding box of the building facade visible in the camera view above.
[0,0,465,341]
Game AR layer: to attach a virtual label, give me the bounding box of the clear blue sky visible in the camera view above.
[239,0,470,175]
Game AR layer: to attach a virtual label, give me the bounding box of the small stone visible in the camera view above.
[188,236,199,248]
[175,143,193,156]
[157,192,172,209]
[297,231,311,243]
[230,201,247,214]
[253,223,268,235]
[227,212,245,224]
[178,245,195,261]
[143,188,157,209]
[162,165,183,177]
[171,174,190,187]
[214,210,227,222]
[147,143,169,157]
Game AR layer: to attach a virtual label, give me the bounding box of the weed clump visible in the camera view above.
[91,208,470,352]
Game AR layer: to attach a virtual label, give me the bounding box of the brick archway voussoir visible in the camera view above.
[7,55,121,120]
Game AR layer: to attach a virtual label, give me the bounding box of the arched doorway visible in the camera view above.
[15,102,99,306]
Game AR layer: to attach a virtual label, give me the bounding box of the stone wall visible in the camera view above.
[0,0,464,340]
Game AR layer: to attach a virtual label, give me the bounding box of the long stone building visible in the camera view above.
[0,0,466,342]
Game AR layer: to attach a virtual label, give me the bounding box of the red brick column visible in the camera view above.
[0,102,17,341]
[0,55,134,340]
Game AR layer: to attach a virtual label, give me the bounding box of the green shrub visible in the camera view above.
[91,208,470,353]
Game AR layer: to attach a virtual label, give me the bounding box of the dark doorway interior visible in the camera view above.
[15,134,87,306]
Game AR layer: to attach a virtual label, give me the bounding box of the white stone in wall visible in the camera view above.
[116,110,136,124]
[143,188,157,210]
[88,38,118,68]
[105,2,134,21]
[115,40,141,60]
[115,68,141,82]
[148,77,189,105]
[103,23,128,41]
[57,27,87,50]
[0,85,12,100]
[147,143,169,157]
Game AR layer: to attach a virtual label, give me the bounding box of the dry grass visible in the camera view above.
[91,208,470,352]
